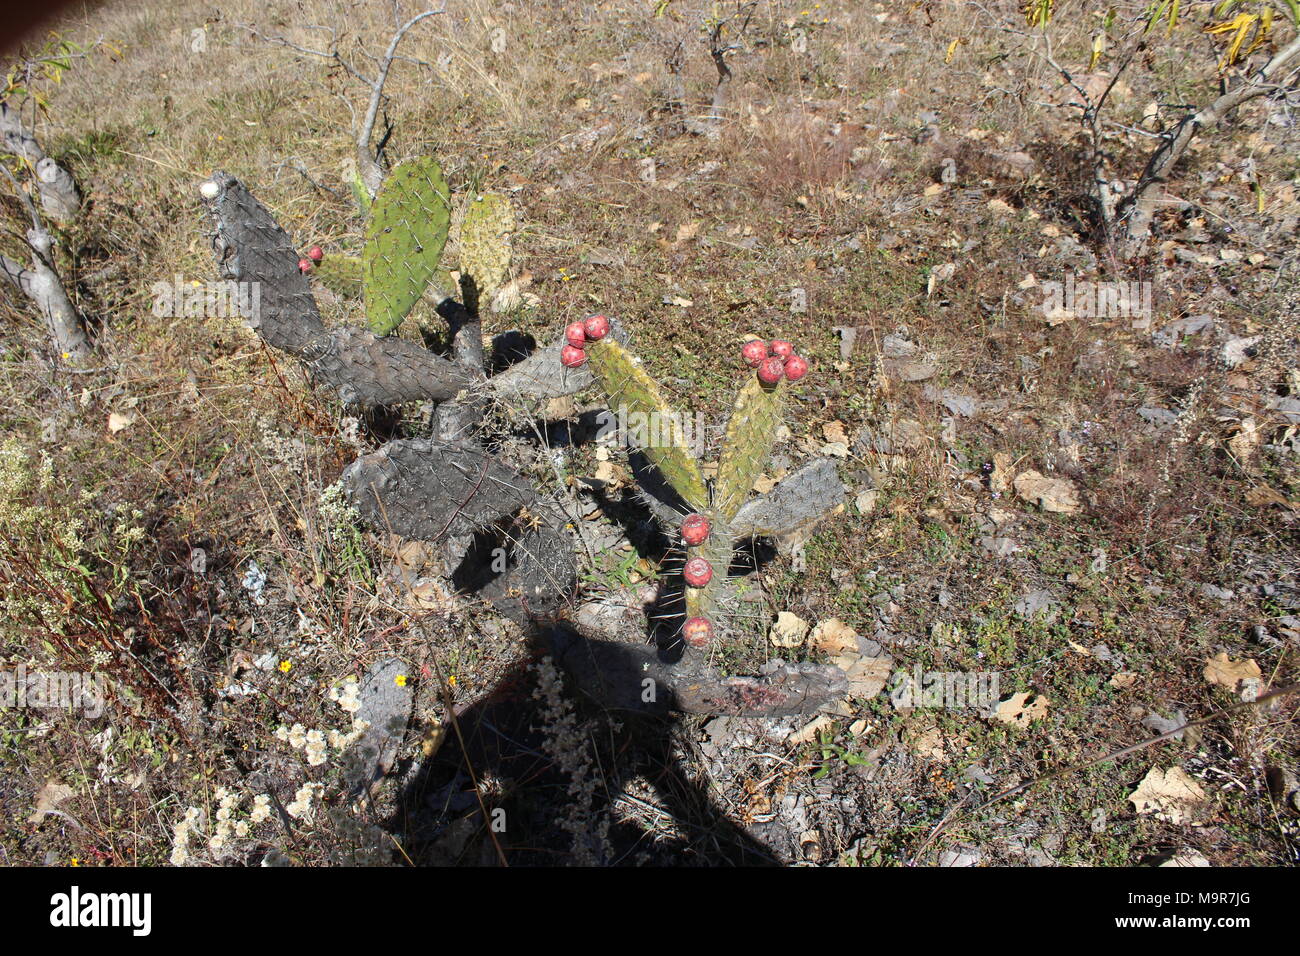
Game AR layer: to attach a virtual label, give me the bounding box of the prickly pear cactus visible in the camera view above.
[363,157,451,335]
[585,335,709,510]
[313,253,363,298]
[204,163,849,717]
[314,254,458,315]
[349,166,372,216]
[459,192,514,316]
[577,326,816,649]
[714,375,784,521]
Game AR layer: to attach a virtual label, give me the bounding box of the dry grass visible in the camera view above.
[0,0,1297,866]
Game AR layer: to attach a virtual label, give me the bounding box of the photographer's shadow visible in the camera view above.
[385,623,783,866]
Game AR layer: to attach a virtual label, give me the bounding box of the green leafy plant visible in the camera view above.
[813,728,874,780]
[2,33,100,116]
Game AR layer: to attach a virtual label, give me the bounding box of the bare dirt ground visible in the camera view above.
[1,0,1298,866]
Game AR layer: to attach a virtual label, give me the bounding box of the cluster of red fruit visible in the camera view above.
[297,245,324,273]
[741,338,808,385]
[560,314,611,368]
[679,512,715,648]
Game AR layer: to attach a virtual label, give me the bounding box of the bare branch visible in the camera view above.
[238,10,444,198]
[0,164,92,362]
[1119,33,1300,244]
[355,8,445,198]
[0,99,81,224]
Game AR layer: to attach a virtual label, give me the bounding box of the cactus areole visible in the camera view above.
[680,513,710,546]
[682,616,713,648]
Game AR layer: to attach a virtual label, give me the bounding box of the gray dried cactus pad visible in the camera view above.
[205,170,475,406]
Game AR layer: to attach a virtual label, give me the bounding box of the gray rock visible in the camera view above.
[881,334,917,359]
[834,326,858,360]
[1269,396,1300,424]
[1200,583,1235,601]
[1090,644,1125,667]
[583,247,625,268]
[1137,407,1178,427]
[938,845,982,867]
[885,359,938,382]
[1013,589,1059,619]
[1141,710,1188,739]
[980,536,1020,557]
[343,657,415,800]
[1153,314,1215,347]
[1158,849,1211,867]
[924,385,977,417]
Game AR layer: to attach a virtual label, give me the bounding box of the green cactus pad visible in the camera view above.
[363,157,451,335]
[313,254,363,299]
[587,338,708,511]
[350,166,372,215]
[459,192,514,316]
[713,374,785,521]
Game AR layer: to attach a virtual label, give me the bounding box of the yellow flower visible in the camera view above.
[278,660,292,673]
[394,674,407,687]
[70,858,79,867]
[448,675,457,687]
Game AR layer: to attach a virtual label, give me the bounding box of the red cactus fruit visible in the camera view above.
[680,513,711,546]
[757,356,785,385]
[741,340,769,367]
[683,557,713,588]
[770,339,794,359]
[583,314,610,340]
[560,344,587,368]
[564,322,587,348]
[307,245,324,263]
[783,354,809,381]
[298,258,313,273]
[682,616,713,648]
